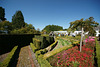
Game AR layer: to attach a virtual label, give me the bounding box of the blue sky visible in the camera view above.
[0,0,100,30]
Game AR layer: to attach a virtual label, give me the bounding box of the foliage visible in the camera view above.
[30,43,39,53]
[36,55,52,67]
[0,46,18,67]
[0,7,6,21]
[12,10,25,29]
[33,36,54,49]
[69,17,99,36]
[33,38,41,49]
[43,45,73,59]
[42,25,63,33]
[10,23,38,34]
[47,41,95,67]
[46,40,58,51]
[0,21,12,33]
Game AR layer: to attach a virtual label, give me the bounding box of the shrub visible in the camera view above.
[0,46,18,67]
[41,36,48,48]
[32,38,36,47]
[37,55,52,67]
[35,49,48,58]
[33,36,54,49]
[43,45,73,59]
[36,40,41,49]
[30,43,38,53]
[45,41,58,52]
[50,41,58,51]
[46,36,51,45]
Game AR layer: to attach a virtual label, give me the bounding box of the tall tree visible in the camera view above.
[0,21,12,33]
[69,17,99,52]
[42,25,63,33]
[12,11,25,29]
[0,7,6,21]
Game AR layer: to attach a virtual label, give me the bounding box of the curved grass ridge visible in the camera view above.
[43,44,73,59]
[30,41,58,67]
[46,41,58,51]
[0,46,18,67]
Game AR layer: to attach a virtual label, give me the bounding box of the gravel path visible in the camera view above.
[0,52,9,63]
[29,46,40,67]
[17,45,40,67]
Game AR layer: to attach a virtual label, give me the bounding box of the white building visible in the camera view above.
[54,31,68,35]
[96,30,100,37]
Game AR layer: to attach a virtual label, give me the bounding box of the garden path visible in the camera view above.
[17,45,40,67]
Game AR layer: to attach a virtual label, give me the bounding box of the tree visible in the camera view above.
[0,7,6,21]
[0,21,12,33]
[10,23,37,34]
[42,25,63,33]
[69,17,99,52]
[12,11,25,29]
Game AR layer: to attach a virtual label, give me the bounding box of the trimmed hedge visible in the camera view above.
[0,46,18,67]
[46,41,58,51]
[33,36,54,49]
[95,38,100,67]
[36,55,52,67]
[0,34,40,55]
[43,45,73,59]
[30,44,51,67]
[30,43,39,53]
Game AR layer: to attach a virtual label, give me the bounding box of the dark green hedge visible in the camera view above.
[0,34,40,55]
[33,36,54,49]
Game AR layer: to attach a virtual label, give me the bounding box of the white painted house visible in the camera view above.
[54,31,68,35]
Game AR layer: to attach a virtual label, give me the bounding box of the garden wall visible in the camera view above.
[0,34,40,55]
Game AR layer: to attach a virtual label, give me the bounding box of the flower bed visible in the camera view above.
[47,41,95,67]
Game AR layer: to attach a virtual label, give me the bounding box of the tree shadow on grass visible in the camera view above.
[8,46,21,67]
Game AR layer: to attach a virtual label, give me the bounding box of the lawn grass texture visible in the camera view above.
[96,39,100,67]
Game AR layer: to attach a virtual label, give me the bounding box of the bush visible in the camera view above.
[33,36,54,49]
[36,40,41,49]
[35,49,48,58]
[41,37,48,48]
[50,41,58,51]
[30,43,38,53]
[35,49,51,67]
[43,45,73,59]
[0,46,18,67]
[37,55,52,67]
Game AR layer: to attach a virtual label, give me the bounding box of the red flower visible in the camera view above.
[67,64,69,66]
[57,57,60,59]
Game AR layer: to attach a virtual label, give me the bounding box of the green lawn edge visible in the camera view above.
[95,38,100,67]
[0,46,18,67]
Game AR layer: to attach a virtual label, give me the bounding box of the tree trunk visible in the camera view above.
[80,27,83,52]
